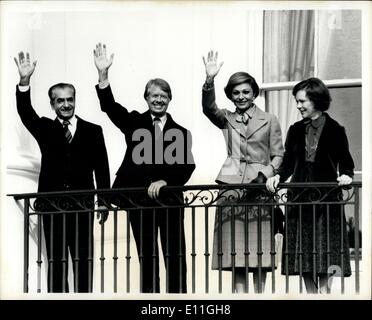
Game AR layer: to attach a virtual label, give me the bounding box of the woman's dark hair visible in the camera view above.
[224,72,259,100]
[144,78,172,101]
[292,77,332,111]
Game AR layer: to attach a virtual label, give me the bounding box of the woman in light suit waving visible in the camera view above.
[202,51,284,293]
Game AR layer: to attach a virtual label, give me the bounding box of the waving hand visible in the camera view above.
[94,43,114,82]
[202,50,224,83]
[14,51,37,86]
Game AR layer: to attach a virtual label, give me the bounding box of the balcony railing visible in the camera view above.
[9,181,362,295]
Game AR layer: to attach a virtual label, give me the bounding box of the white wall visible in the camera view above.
[3,2,262,186]
[1,1,262,297]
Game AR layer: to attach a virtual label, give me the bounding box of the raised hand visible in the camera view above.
[94,43,114,74]
[202,50,224,82]
[14,51,37,86]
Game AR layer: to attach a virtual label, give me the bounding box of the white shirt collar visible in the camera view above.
[57,115,77,126]
[150,113,167,124]
[151,114,167,126]
[57,115,77,137]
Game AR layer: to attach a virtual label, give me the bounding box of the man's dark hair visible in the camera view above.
[48,83,76,102]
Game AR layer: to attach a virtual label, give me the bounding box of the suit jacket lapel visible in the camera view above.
[54,117,63,128]
[70,116,83,145]
[225,106,269,139]
[298,120,307,160]
[225,113,248,138]
[163,113,175,132]
[54,117,69,145]
[246,107,268,139]
[143,110,156,132]
[314,113,330,162]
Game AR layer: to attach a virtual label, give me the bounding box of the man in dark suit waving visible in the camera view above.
[14,51,110,292]
[93,43,195,293]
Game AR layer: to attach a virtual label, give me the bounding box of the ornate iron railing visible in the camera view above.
[9,181,362,295]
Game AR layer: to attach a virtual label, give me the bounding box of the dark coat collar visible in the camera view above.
[295,113,339,161]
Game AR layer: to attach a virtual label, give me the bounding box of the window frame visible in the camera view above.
[259,9,362,175]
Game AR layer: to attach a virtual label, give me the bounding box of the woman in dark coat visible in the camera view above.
[266,77,354,293]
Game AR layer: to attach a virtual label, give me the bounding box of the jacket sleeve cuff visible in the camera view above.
[95,84,115,108]
[202,80,214,91]
[18,84,30,92]
[260,164,275,179]
[98,79,110,89]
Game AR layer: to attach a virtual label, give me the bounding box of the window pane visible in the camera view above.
[328,87,361,172]
[263,10,314,83]
[265,90,301,138]
[317,10,361,80]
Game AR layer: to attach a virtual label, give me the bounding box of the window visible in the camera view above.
[261,10,362,176]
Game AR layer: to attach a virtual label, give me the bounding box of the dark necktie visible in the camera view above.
[63,120,73,143]
[153,117,162,140]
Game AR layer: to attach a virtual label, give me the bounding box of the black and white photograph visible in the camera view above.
[0,0,371,305]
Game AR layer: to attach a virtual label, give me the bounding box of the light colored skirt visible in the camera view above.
[211,189,278,270]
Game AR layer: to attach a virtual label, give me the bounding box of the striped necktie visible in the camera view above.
[63,120,73,143]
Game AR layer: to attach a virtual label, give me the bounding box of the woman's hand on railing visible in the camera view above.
[266,174,280,193]
[337,174,353,186]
